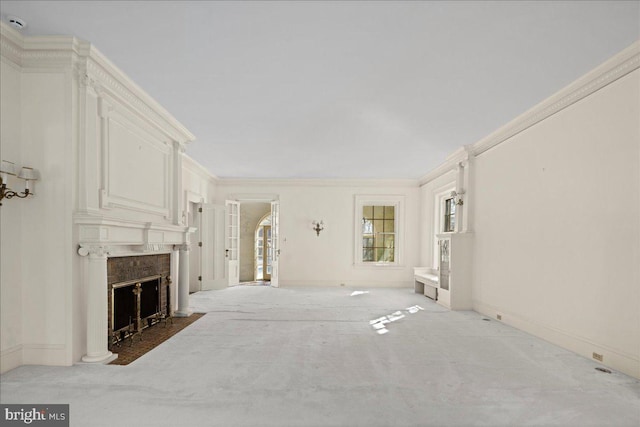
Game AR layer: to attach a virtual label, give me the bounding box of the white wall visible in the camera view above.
[0,59,24,373]
[472,69,640,378]
[21,69,75,367]
[0,59,75,371]
[218,181,420,287]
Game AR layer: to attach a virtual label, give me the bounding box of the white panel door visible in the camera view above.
[200,203,227,290]
[225,200,240,286]
[270,201,280,287]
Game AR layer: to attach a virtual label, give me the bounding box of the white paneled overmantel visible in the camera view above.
[0,23,195,222]
[0,22,201,370]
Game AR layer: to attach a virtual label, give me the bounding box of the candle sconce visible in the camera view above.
[450,190,465,206]
[0,160,40,206]
[312,220,324,236]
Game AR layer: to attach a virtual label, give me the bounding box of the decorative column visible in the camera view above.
[170,246,179,315]
[78,245,116,363]
[175,243,192,317]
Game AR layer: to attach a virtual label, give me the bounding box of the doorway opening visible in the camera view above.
[254,213,272,284]
[236,202,272,286]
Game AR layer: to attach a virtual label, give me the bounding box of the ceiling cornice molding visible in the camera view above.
[0,21,195,145]
[183,154,219,182]
[419,40,640,187]
[218,178,420,188]
[418,146,472,186]
[82,46,196,144]
[0,21,24,66]
[471,40,640,158]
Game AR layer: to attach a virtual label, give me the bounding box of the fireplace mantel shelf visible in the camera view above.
[75,213,196,256]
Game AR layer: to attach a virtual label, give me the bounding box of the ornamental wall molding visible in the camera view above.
[219,178,420,188]
[418,146,473,186]
[78,245,111,258]
[176,243,191,252]
[183,154,219,183]
[0,21,195,146]
[74,214,193,248]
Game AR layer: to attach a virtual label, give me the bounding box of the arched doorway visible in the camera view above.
[255,213,272,282]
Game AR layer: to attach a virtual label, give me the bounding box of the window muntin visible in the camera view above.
[443,197,456,232]
[362,205,395,262]
[355,195,403,266]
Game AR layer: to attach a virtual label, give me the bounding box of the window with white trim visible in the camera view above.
[355,195,404,266]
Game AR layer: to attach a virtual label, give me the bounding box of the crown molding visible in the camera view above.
[418,146,472,186]
[419,40,640,186]
[0,21,195,145]
[82,46,195,144]
[183,154,219,182]
[0,21,23,65]
[472,40,640,158]
[217,177,420,188]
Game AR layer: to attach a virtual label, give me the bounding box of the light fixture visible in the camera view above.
[450,190,464,206]
[6,15,27,30]
[0,160,40,206]
[312,220,324,236]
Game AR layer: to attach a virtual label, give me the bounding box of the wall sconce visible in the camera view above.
[312,220,324,236]
[450,190,465,206]
[0,160,40,206]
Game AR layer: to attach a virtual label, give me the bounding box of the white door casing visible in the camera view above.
[270,200,280,287]
[226,200,240,286]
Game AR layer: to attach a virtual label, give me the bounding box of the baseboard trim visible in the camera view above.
[279,280,413,288]
[21,343,70,367]
[474,300,639,379]
[0,344,23,374]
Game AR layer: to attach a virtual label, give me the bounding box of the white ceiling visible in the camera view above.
[2,1,639,179]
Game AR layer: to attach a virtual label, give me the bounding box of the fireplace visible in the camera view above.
[112,276,161,333]
[107,254,171,346]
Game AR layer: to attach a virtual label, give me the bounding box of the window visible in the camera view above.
[362,205,395,262]
[355,195,404,266]
[443,197,456,232]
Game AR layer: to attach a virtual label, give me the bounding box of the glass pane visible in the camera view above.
[384,206,395,219]
[363,249,374,262]
[375,233,385,248]
[373,220,383,234]
[363,237,374,248]
[445,198,453,215]
[386,248,395,263]
[362,220,373,234]
[375,248,386,262]
[384,219,394,232]
[267,266,272,274]
[363,205,373,219]
[258,228,263,237]
[373,206,384,218]
[384,234,395,249]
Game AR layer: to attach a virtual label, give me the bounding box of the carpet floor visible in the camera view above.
[1,286,639,427]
